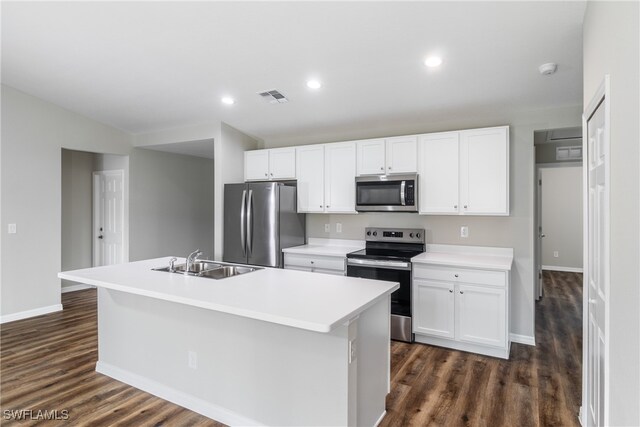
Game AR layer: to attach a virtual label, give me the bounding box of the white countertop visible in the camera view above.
[282,238,364,257]
[58,257,398,333]
[411,244,514,271]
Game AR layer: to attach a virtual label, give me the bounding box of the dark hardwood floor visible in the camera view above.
[1,271,582,426]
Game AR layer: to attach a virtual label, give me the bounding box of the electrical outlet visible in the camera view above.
[7,224,16,234]
[460,226,469,238]
[324,223,330,233]
[348,339,357,364]
[553,251,559,258]
[336,223,342,233]
[188,351,198,369]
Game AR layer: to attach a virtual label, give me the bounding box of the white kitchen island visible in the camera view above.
[58,257,398,427]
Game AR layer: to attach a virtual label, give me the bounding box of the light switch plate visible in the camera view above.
[324,224,330,233]
[336,223,342,233]
[7,224,16,234]
[460,226,469,238]
[554,251,559,258]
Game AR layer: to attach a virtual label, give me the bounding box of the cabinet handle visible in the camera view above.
[264,173,268,177]
[460,291,464,294]
[449,289,453,293]
[388,166,392,170]
[326,205,329,208]
[270,173,273,176]
[454,274,458,278]
[454,205,458,209]
[464,205,468,209]
[380,167,384,171]
[310,261,314,264]
[320,205,323,208]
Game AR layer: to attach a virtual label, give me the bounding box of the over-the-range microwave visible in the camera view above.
[355,174,418,212]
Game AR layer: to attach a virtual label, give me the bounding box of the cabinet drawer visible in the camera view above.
[284,253,345,272]
[413,264,506,287]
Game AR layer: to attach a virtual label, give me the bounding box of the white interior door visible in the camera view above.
[583,78,609,427]
[93,170,125,266]
[536,168,544,299]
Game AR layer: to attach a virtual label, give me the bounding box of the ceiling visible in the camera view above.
[2,1,586,150]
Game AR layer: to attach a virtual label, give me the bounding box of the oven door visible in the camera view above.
[346,258,413,342]
[355,174,417,212]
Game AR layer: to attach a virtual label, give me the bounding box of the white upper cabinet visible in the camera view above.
[296,142,357,214]
[324,142,357,213]
[269,147,296,179]
[418,132,460,214]
[244,150,270,181]
[460,127,509,215]
[356,139,385,175]
[244,148,296,181]
[418,126,509,216]
[385,136,418,174]
[356,136,417,176]
[296,145,325,213]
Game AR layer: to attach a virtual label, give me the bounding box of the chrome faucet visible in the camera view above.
[168,257,178,272]
[185,249,203,275]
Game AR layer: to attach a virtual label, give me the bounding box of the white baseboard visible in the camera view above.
[542,265,584,273]
[96,361,261,426]
[62,284,95,293]
[0,304,63,324]
[510,333,536,346]
[374,410,387,427]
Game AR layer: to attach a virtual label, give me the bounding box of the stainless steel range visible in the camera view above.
[346,227,425,342]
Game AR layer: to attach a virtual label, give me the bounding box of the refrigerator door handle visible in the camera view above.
[247,189,253,255]
[240,190,247,256]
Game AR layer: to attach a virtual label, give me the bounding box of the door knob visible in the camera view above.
[98,235,104,239]
[540,234,546,238]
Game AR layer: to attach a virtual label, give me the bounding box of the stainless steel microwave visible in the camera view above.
[355,174,418,212]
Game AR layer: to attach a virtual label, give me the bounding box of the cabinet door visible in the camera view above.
[269,148,296,179]
[386,136,417,174]
[296,145,325,213]
[456,284,506,348]
[459,127,509,215]
[244,150,270,181]
[418,132,460,214]
[413,279,455,338]
[356,139,386,175]
[325,142,357,213]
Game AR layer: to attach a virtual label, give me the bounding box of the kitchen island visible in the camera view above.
[58,257,398,427]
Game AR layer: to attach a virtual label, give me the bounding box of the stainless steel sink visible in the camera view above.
[200,266,257,279]
[153,260,260,280]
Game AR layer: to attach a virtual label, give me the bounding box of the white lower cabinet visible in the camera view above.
[283,253,346,276]
[413,264,510,359]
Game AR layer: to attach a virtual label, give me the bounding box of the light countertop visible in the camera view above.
[58,257,398,333]
[282,238,364,257]
[411,244,514,271]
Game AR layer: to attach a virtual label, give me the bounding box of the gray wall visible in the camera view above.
[264,105,582,340]
[540,166,583,269]
[61,149,94,277]
[584,1,640,424]
[129,148,214,261]
[1,85,132,318]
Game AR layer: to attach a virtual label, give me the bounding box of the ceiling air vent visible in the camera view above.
[258,89,289,104]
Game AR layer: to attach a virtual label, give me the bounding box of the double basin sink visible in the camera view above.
[153,260,260,280]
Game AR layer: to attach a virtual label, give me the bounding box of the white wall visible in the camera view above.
[264,105,582,340]
[583,1,640,425]
[540,166,583,270]
[1,85,132,319]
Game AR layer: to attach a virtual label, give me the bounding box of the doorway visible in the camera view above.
[534,127,583,299]
[93,170,125,266]
[61,149,129,293]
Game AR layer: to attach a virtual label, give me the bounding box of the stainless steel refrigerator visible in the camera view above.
[223,182,305,268]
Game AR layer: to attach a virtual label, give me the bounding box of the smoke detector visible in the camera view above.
[538,63,558,75]
[258,89,289,104]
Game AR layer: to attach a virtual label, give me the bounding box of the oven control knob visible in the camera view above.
[372,231,378,237]
[410,233,414,238]
[416,233,421,238]
[366,231,371,236]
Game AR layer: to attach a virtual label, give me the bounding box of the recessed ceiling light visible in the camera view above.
[306,80,322,89]
[221,97,235,105]
[424,56,443,68]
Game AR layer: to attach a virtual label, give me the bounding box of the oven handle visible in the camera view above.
[347,258,412,271]
[400,181,406,206]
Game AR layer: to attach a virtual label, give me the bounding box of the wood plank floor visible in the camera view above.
[1,271,582,426]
